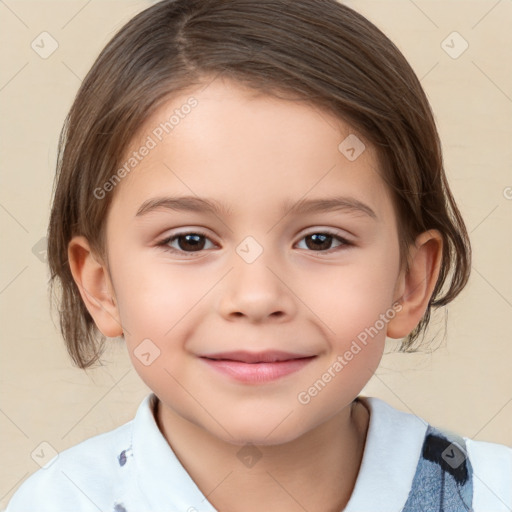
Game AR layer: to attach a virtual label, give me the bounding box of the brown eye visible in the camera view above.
[173,233,206,252]
[296,231,352,252]
[159,231,216,256]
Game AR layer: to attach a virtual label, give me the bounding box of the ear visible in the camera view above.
[67,236,123,338]
[387,230,443,339]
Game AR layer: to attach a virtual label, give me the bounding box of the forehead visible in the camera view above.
[111,77,393,223]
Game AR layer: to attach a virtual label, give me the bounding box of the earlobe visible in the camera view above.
[387,230,443,339]
[67,236,123,338]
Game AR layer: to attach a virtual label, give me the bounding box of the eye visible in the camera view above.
[157,229,352,257]
[158,231,216,256]
[295,231,352,253]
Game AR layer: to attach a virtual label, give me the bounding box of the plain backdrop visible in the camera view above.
[1,0,511,508]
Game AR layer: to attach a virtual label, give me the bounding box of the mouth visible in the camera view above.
[199,351,317,383]
[200,350,316,364]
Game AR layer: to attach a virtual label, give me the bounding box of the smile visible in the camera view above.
[199,351,317,383]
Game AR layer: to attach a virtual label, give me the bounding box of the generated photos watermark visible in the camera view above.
[297,302,403,405]
[93,96,198,200]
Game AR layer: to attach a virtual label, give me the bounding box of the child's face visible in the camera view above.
[100,77,405,444]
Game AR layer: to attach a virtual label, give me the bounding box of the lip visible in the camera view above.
[199,351,317,384]
[200,350,315,363]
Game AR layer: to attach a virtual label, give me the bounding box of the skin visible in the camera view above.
[69,77,442,512]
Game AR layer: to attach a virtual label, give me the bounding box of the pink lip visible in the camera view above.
[199,351,316,384]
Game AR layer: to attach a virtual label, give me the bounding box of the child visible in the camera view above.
[7,0,511,510]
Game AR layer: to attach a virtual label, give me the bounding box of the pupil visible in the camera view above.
[307,233,331,250]
[180,234,204,251]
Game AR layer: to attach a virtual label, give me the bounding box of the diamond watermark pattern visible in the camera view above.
[31,441,59,469]
[441,442,467,469]
[236,236,263,264]
[441,31,469,59]
[236,443,263,468]
[338,134,366,161]
[31,236,48,263]
[134,338,161,366]
[31,31,59,59]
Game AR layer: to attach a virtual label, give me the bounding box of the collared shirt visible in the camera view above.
[6,393,512,511]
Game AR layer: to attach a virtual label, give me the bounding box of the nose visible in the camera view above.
[216,250,297,323]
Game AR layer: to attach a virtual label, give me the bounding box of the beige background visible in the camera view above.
[1,0,511,508]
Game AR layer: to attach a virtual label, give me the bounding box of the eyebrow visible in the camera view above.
[135,195,377,220]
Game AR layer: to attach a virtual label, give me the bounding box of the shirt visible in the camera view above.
[6,393,512,511]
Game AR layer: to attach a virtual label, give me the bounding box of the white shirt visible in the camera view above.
[6,393,512,511]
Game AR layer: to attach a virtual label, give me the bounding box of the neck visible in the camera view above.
[155,398,370,512]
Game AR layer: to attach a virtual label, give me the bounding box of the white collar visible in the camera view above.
[132,393,217,511]
[344,396,428,511]
[132,393,428,511]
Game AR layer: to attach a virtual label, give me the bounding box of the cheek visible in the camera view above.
[306,255,399,341]
[112,252,204,334]
[110,256,196,391]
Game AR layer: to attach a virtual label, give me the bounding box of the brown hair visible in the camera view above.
[47,0,471,369]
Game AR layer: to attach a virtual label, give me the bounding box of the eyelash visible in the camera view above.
[156,229,353,257]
